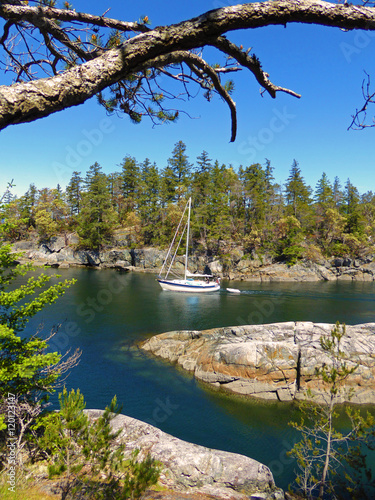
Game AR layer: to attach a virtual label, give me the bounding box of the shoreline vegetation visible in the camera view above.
[2,146,375,283]
[9,231,375,283]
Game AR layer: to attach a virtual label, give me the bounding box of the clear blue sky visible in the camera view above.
[1,0,375,197]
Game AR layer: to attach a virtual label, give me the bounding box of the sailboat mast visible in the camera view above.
[184,197,191,281]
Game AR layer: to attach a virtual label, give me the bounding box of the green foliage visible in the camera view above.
[39,387,160,499]
[288,322,375,499]
[3,150,375,260]
[77,162,118,249]
[0,244,77,465]
[0,324,61,399]
[275,216,304,265]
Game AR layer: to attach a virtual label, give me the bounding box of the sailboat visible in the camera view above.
[157,198,221,292]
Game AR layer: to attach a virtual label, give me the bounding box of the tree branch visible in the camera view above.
[210,36,301,99]
[1,0,375,135]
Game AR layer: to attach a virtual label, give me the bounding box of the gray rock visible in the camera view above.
[141,322,375,404]
[84,410,283,500]
[86,250,101,266]
[73,250,89,265]
[45,236,67,252]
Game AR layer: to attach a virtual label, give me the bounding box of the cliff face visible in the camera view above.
[10,235,375,282]
[84,410,284,500]
[140,322,375,404]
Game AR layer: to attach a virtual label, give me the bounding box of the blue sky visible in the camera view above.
[1,0,375,197]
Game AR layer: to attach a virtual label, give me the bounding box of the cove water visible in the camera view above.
[21,268,375,490]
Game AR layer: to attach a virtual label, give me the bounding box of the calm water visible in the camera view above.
[22,269,375,490]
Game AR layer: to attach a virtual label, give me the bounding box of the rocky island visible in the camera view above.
[141,322,375,404]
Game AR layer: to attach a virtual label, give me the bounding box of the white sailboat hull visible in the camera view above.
[157,197,221,293]
[157,278,220,293]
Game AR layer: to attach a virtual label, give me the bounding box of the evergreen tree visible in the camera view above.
[333,176,344,209]
[66,170,82,216]
[264,158,276,219]
[77,163,118,249]
[0,244,77,456]
[120,155,140,216]
[20,183,38,228]
[0,198,29,241]
[285,159,312,224]
[315,172,334,210]
[108,172,124,216]
[289,323,375,500]
[160,164,177,206]
[192,150,212,242]
[206,161,233,243]
[343,178,362,234]
[167,140,192,200]
[39,388,160,500]
[34,188,69,240]
[138,158,160,242]
[242,163,267,230]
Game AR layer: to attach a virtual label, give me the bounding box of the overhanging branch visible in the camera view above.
[1,0,375,133]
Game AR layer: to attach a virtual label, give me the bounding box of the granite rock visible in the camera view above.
[141,322,375,404]
[84,410,284,500]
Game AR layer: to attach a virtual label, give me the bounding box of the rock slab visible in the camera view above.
[84,410,284,500]
[141,322,375,404]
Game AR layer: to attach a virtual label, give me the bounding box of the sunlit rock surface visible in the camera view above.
[141,322,375,404]
[85,410,284,500]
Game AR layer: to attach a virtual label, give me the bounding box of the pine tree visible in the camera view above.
[166,140,192,200]
[344,178,362,234]
[315,172,334,210]
[333,176,344,209]
[120,155,140,216]
[39,388,160,500]
[242,163,268,230]
[285,159,312,225]
[192,150,212,242]
[77,163,118,249]
[138,158,160,243]
[66,171,82,216]
[0,244,77,457]
[20,183,38,228]
[206,161,233,242]
[289,323,375,500]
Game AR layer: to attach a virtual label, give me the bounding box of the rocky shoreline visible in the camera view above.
[140,322,375,404]
[84,410,284,500]
[9,233,375,282]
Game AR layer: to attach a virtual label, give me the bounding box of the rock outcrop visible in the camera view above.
[84,410,284,500]
[141,322,375,404]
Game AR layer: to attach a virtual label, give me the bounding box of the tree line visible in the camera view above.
[1,140,374,263]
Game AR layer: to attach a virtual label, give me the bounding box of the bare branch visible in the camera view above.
[183,53,237,142]
[348,72,375,130]
[0,1,150,35]
[210,36,301,99]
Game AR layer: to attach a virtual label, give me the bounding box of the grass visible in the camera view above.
[0,473,59,500]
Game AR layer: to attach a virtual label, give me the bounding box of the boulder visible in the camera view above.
[84,410,284,500]
[44,236,67,252]
[100,249,132,265]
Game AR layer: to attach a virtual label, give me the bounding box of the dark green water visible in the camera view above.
[22,269,375,490]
